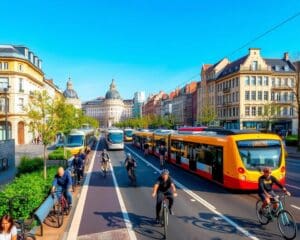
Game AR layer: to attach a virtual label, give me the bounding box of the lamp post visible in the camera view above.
[3,85,10,140]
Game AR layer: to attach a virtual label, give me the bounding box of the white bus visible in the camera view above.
[106,128,124,150]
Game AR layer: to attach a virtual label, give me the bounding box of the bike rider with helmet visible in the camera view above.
[124,153,137,182]
[152,169,177,223]
[101,149,110,173]
[258,167,290,213]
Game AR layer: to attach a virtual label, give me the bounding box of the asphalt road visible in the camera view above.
[74,137,300,240]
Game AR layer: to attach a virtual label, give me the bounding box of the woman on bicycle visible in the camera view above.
[0,215,17,240]
[152,169,177,223]
[258,167,290,212]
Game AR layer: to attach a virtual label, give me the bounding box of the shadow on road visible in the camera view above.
[94,211,164,239]
[177,212,282,240]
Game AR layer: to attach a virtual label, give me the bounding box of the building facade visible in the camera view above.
[133,91,145,118]
[0,44,62,144]
[82,79,133,127]
[142,91,166,116]
[198,48,298,134]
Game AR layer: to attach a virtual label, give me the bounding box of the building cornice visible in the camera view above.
[0,71,44,86]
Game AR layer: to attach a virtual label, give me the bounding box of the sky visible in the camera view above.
[1,0,300,101]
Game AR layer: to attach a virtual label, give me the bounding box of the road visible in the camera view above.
[68,137,300,240]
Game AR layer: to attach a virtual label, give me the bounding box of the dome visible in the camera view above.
[105,79,122,100]
[63,78,79,99]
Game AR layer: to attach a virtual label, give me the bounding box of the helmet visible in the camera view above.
[103,149,107,153]
[127,153,131,158]
[161,169,169,176]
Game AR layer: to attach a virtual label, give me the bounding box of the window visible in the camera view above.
[251,106,256,116]
[258,106,262,116]
[277,78,281,86]
[290,92,295,101]
[0,98,5,112]
[251,76,256,85]
[276,93,281,101]
[0,77,9,91]
[245,76,250,85]
[258,91,262,100]
[252,61,258,70]
[290,107,294,116]
[284,78,288,86]
[272,78,275,86]
[0,62,2,70]
[264,91,268,100]
[18,64,23,72]
[276,106,281,116]
[290,78,295,87]
[251,91,256,100]
[3,62,8,70]
[19,78,24,92]
[258,76,262,86]
[271,92,275,101]
[283,107,288,116]
[236,77,239,87]
[283,92,288,102]
[18,98,24,112]
[233,107,236,116]
[245,91,250,100]
[263,76,269,86]
[245,106,250,116]
[236,92,239,101]
[232,92,235,102]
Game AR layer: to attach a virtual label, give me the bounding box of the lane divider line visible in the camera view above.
[126,146,260,240]
[109,162,137,240]
[291,205,300,210]
[66,138,100,240]
[286,184,300,190]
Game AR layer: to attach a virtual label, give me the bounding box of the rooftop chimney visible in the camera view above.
[283,52,289,61]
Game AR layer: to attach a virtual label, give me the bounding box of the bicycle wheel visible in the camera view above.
[256,200,270,225]
[163,206,168,239]
[54,203,63,227]
[277,210,297,240]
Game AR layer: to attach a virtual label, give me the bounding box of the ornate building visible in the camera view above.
[0,44,62,144]
[82,79,133,127]
[63,78,81,109]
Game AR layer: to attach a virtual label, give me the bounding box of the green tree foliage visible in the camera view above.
[27,90,58,179]
[198,105,216,126]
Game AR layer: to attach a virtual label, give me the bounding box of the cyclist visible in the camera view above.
[144,141,149,156]
[159,144,167,168]
[51,167,73,208]
[101,149,110,173]
[124,153,137,182]
[152,169,177,223]
[258,167,290,213]
[72,154,84,184]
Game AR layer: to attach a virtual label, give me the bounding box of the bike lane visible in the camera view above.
[68,137,130,239]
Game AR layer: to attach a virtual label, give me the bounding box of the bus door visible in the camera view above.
[212,147,223,183]
[188,143,197,171]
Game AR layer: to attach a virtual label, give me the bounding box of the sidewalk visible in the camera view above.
[286,146,300,159]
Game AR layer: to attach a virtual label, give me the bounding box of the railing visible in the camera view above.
[271,85,293,90]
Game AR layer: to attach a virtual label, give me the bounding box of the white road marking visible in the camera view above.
[291,205,300,210]
[66,138,100,240]
[190,199,196,202]
[109,162,137,240]
[286,184,300,190]
[126,146,260,240]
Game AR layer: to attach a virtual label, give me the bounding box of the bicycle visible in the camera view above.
[52,190,70,227]
[101,161,109,178]
[256,193,297,240]
[160,155,167,169]
[15,219,36,240]
[159,196,169,239]
[128,167,137,186]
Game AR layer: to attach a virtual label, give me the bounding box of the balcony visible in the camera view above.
[272,100,293,105]
[271,85,293,91]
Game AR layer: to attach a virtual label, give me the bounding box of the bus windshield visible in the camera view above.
[108,133,123,143]
[66,135,84,147]
[125,130,133,137]
[237,140,281,171]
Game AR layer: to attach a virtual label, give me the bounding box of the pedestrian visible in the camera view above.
[0,214,17,240]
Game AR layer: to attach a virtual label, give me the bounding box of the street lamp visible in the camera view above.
[3,85,10,140]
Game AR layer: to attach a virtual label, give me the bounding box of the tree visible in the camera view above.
[27,90,58,179]
[198,104,216,126]
[261,102,277,132]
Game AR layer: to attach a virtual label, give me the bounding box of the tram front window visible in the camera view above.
[108,133,123,143]
[237,140,281,170]
[66,135,84,147]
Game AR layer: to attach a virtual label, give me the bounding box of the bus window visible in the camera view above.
[66,135,84,147]
[108,132,123,143]
[237,140,281,170]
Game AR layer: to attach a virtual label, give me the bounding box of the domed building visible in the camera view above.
[63,78,81,109]
[82,79,133,127]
